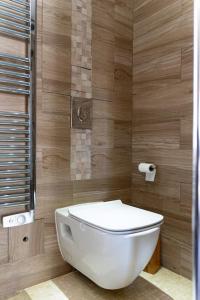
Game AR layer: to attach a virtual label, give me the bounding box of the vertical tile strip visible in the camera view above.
[71,0,92,180]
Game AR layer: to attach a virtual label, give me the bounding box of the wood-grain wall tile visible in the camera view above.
[44,223,60,254]
[134,1,182,39]
[180,245,192,279]
[161,236,181,274]
[42,0,71,94]
[133,121,180,149]
[180,183,192,220]
[92,148,131,179]
[132,0,193,278]
[0,228,8,265]
[9,220,44,263]
[134,49,181,83]
[181,46,193,81]
[92,119,114,148]
[133,0,176,24]
[180,117,193,149]
[133,80,193,123]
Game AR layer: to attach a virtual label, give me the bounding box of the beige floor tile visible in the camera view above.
[53,271,172,300]
[8,267,192,300]
[141,267,193,300]
[25,280,69,300]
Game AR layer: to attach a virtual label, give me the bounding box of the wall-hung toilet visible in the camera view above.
[55,200,164,290]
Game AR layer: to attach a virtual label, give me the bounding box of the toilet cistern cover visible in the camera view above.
[68,200,164,232]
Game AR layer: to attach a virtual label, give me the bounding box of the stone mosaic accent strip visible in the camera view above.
[72,0,92,17]
[71,0,92,98]
[71,66,92,99]
[71,0,92,180]
[71,0,92,69]
[71,16,92,69]
[71,129,91,180]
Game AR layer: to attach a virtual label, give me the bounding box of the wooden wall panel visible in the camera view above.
[86,0,133,204]
[35,92,72,222]
[0,0,133,298]
[42,0,71,94]
[9,220,44,263]
[132,0,193,279]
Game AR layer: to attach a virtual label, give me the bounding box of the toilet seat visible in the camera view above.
[68,200,164,235]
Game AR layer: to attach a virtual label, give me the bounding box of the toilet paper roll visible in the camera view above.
[138,163,155,173]
[138,163,156,182]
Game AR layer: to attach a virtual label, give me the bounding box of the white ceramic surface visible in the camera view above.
[68,200,163,232]
[55,200,163,289]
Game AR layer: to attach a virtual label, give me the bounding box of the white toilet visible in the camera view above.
[55,200,164,290]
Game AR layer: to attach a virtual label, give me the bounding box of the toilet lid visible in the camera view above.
[68,200,164,232]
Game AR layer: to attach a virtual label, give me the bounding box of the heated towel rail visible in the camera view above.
[0,0,36,213]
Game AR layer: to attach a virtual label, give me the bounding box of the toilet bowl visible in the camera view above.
[55,200,164,290]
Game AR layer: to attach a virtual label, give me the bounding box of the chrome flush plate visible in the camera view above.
[71,97,92,129]
[2,211,34,228]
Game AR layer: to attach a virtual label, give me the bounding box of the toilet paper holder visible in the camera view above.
[138,163,156,182]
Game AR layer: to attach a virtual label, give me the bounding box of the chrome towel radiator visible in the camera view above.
[0,0,36,226]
